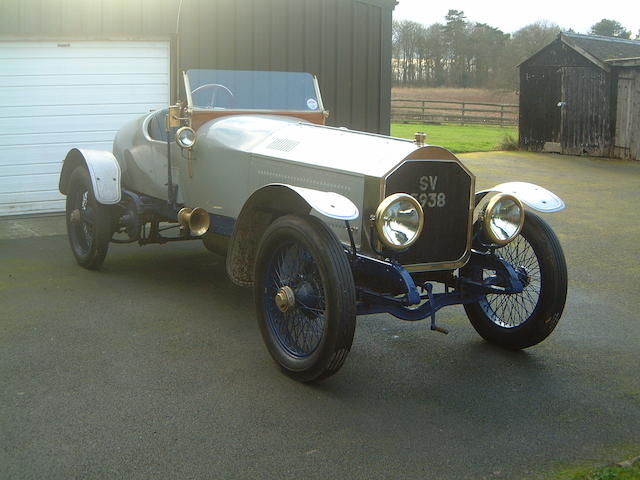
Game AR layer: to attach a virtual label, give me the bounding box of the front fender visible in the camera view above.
[59,148,121,204]
[475,182,565,213]
[226,184,359,287]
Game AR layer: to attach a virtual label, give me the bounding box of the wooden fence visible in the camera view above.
[391,98,519,126]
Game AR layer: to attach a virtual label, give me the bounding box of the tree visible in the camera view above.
[500,21,561,87]
[509,21,560,60]
[392,19,424,85]
[443,10,470,87]
[466,23,509,88]
[421,23,446,86]
[589,19,631,38]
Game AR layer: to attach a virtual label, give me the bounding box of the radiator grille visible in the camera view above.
[384,160,473,269]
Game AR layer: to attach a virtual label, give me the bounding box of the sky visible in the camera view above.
[393,0,640,37]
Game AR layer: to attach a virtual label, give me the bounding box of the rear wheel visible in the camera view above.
[464,211,567,349]
[254,215,356,382]
[65,166,112,270]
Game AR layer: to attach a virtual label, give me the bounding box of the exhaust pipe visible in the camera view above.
[177,207,210,236]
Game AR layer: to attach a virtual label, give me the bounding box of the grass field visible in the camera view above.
[545,460,640,480]
[391,123,518,153]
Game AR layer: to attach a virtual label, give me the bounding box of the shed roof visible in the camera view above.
[562,33,640,63]
[520,32,640,70]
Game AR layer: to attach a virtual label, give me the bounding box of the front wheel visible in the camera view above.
[464,211,567,349]
[254,215,356,382]
[65,166,112,270]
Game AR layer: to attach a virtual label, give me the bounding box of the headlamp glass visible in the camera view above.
[483,193,524,245]
[375,194,424,250]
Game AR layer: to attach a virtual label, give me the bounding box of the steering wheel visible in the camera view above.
[191,83,235,109]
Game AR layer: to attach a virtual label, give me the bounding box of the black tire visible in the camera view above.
[464,210,567,349]
[65,166,112,270]
[254,214,356,382]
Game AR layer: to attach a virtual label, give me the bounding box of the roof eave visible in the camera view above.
[518,33,611,72]
[562,35,610,72]
[606,57,640,67]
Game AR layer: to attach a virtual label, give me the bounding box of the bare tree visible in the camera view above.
[393,19,424,85]
[422,23,446,86]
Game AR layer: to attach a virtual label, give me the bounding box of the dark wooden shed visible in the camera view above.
[519,33,640,159]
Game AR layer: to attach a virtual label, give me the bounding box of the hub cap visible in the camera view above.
[275,286,295,312]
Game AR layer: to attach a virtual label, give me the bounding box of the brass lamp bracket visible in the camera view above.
[166,102,192,129]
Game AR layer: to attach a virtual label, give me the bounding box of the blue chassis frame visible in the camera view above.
[349,250,525,331]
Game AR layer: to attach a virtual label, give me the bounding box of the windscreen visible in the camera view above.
[185,70,321,111]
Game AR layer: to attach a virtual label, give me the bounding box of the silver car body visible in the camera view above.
[115,112,453,238]
[62,68,563,278]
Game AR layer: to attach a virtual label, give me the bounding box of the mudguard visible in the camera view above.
[226,184,359,287]
[476,182,565,213]
[285,185,359,221]
[59,148,121,204]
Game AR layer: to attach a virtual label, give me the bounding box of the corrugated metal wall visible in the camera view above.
[0,0,394,134]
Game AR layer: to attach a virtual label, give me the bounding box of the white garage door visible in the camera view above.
[0,40,170,216]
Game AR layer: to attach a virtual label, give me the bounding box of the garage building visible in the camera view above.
[0,0,396,216]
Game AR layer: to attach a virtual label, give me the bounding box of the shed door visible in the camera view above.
[0,41,170,216]
[614,73,638,160]
[519,66,562,150]
[560,67,610,156]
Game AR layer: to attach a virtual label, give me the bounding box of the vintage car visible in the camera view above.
[58,69,567,382]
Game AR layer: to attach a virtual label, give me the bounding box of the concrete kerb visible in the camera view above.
[0,213,66,240]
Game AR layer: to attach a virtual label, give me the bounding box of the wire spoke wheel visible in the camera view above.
[480,234,541,328]
[69,190,95,254]
[65,166,112,270]
[263,241,327,357]
[254,215,356,382]
[464,211,567,349]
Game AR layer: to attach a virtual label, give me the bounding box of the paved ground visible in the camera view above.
[1,152,639,479]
